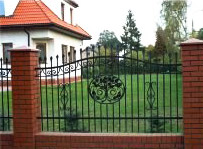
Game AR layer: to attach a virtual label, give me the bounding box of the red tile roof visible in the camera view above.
[0,0,91,39]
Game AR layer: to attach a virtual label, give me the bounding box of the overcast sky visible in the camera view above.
[75,0,203,47]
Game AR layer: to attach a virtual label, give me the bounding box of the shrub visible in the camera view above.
[147,114,165,133]
[82,66,99,79]
[63,109,88,132]
[0,114,10,131]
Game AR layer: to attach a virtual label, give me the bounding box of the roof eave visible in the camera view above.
[63,0,79,8]
[51,23,91,40]
[0,23,92,40]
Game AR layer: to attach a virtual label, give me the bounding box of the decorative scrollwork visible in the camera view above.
[88,75,125,104]
[37,59,96,77]
[146,82,156,110]
[0,69,12,78]
[59,83,70,112]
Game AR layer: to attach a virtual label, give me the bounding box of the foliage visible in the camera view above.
[0,114,10,131]
[97,30,121,50]
[98,46,117,56]
[145,45,155,54]
[145,44,161,62]
[189,30,198,39]
[189,28,203,40]
[198,28,203,40]
[161,0,187,41]
[154,26,167,57]
[145,45,154,59]
[161,0,187,55]
[82,67,99,79]
[63,110,87,132]
[97,46,119,75]
[147,114,165,133]
[121,10,141,51]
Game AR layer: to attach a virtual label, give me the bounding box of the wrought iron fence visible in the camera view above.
[0,58,12,131]
[37,46,182,133]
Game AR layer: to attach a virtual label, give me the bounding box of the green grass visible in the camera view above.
[0,74,183,133]
[0,89,12,131]
[40,74,183,133]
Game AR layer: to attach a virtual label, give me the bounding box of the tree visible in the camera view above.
[121,10,141,51]
[146,45,155,56]
[161,0,187,54]
[97,30,121,49]
[154,26,167,57]
[189,30,198,39]
[198,28,203,40]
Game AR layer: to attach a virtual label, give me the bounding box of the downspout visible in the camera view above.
[24,29,30,47]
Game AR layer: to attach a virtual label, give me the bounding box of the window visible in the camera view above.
[87,50,91,56]
[70,8,73,24]
[68,52,71,62]
[2,43,12,63]
[69,46,76,62]
[36,43,46,63]
[62,45,68,63]
[61,3,65,21]
[74,50,76,61]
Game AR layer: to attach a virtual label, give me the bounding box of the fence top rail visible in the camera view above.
[36,55,182,70]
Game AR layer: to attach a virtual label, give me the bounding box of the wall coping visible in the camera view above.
[180,38,203,46]
[0,131,13,135]
[36,132,183,137]
[8,46,40,52]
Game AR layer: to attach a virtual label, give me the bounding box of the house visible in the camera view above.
[81,46,96,59]
[0,0,91,66]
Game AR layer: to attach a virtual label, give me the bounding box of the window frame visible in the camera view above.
[2,43,13,64]
[70,46,76,63]
[61,3,65,21]
[36,43,47,64]
[73,49,76,61]
[62,45,68,64]
[70,8,73,24]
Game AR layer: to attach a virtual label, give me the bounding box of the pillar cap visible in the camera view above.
[8,46,40,52]
[180,38,203,46]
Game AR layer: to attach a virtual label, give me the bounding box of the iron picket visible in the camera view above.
[36,45,183,133]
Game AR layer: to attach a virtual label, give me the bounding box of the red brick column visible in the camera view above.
[10,48,41,149]
[181,39,203,149]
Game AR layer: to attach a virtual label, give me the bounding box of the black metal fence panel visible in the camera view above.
[0,58,12,131]
[37,46,182,133]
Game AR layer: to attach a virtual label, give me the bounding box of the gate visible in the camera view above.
[37,46,182,133]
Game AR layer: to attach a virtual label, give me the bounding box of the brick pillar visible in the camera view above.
[10,47,41,149]
[181,38,203,149]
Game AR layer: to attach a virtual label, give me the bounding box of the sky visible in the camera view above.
[1,0,203,47]
[0,0,5,15]
[75,0,203,47]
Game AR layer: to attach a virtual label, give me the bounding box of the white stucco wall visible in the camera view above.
[0,30,28,52]
[43,0,76,25]
[0,30,27,70]
[45,30,83,77]
[0,29,83,77]
[48,30,82,61]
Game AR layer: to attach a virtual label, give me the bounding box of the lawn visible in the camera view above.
[40,74,183,133]
[0,74,183,133]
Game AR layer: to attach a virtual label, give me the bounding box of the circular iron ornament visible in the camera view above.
[88,75,126,104]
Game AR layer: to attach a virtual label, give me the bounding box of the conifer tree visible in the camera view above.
[154,26,167,57]
[121,10,141,51]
